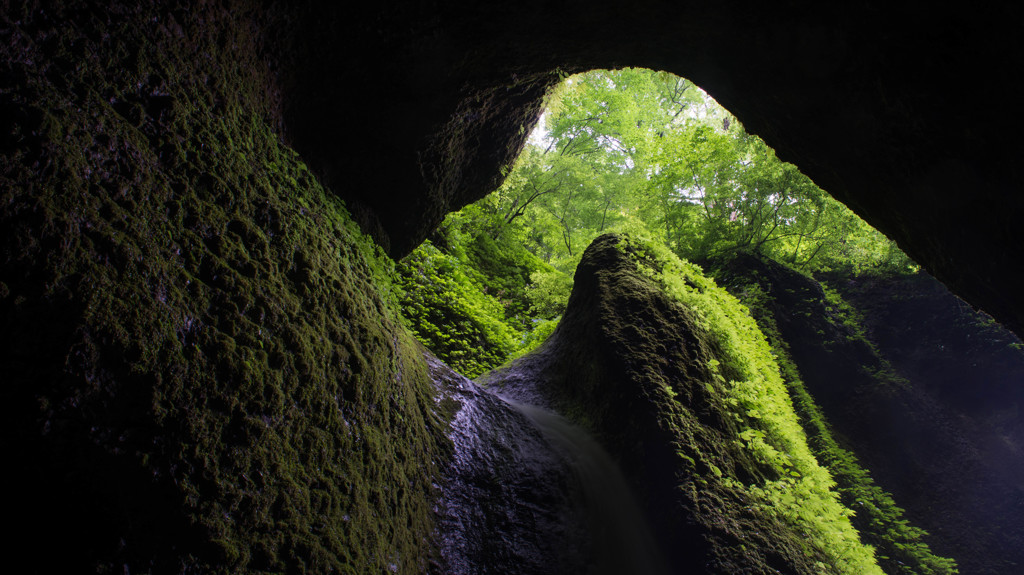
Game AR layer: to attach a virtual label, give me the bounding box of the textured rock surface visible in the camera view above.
[427,354,591,575]
[0,3,446,571]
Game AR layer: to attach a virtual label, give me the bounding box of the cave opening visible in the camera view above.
[397,67,917,380]
[401,68,1024,575]
[7,3,1024,573]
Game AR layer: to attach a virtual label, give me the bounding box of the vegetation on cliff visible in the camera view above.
[709,255,959,574]
[616,234,885,573]
[484,233,893,573]
[708,249,1024,574]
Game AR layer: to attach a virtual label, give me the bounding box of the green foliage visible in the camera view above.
[718,271,958,575]
[400,65,918,399]
[395,241,523,378]
[493,67,917,277]
[617,234,888,575]
[527,267,574,319]
[513,316,561,359]
[395,195,576,377]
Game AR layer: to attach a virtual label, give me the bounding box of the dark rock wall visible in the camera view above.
[833,273,1024,575]
[712,254,1024,574]
[1,2,445,572]
[835,273,1024,425]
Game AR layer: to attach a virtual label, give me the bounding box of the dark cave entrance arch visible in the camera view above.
[279,1,1024,338]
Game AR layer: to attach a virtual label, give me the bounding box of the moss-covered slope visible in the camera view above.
[485,234,884,574]
[0,3,445,572]
[706,254,956,574]
[711,253,1018,574]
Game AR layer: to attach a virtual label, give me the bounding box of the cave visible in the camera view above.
[274,1,1024,339]
[2,0,1022,573]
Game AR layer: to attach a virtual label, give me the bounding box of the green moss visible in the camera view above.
[393,207,564,378]
[395,240,522,378]
[708,256,958,575]
[0,2,446,572]
[516,234,889,573]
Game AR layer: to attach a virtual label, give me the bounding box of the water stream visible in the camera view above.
[431,354,669,574]
[508,400,671,575]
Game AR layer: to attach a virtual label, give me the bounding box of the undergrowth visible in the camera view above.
[394,209,567,377]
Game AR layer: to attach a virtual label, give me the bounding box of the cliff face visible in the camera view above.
[711,254,1024,574]
[833,273,1024,575]
[834,273,1024,431]
[0,3,445,572]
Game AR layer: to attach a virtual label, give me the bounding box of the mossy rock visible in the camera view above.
[0,3,447,572]
[485,234,884,574]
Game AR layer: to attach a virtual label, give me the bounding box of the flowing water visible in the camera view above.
[430,354,669,574]
[508,400,671,575]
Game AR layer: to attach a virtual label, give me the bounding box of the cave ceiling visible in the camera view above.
[269,1,1024,336]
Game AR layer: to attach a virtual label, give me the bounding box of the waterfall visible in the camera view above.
[508,400,671,575]
[431,355,669,574]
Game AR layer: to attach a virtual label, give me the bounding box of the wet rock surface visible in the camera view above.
[429,346,672,575]
[428,354,589,575]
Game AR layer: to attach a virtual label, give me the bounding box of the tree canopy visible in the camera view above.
[484,68,914,277]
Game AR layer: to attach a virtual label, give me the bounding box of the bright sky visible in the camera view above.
[526,72,733,154]
[527,110,552,148]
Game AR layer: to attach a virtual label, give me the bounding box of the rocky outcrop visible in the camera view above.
[485,235,880,574]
